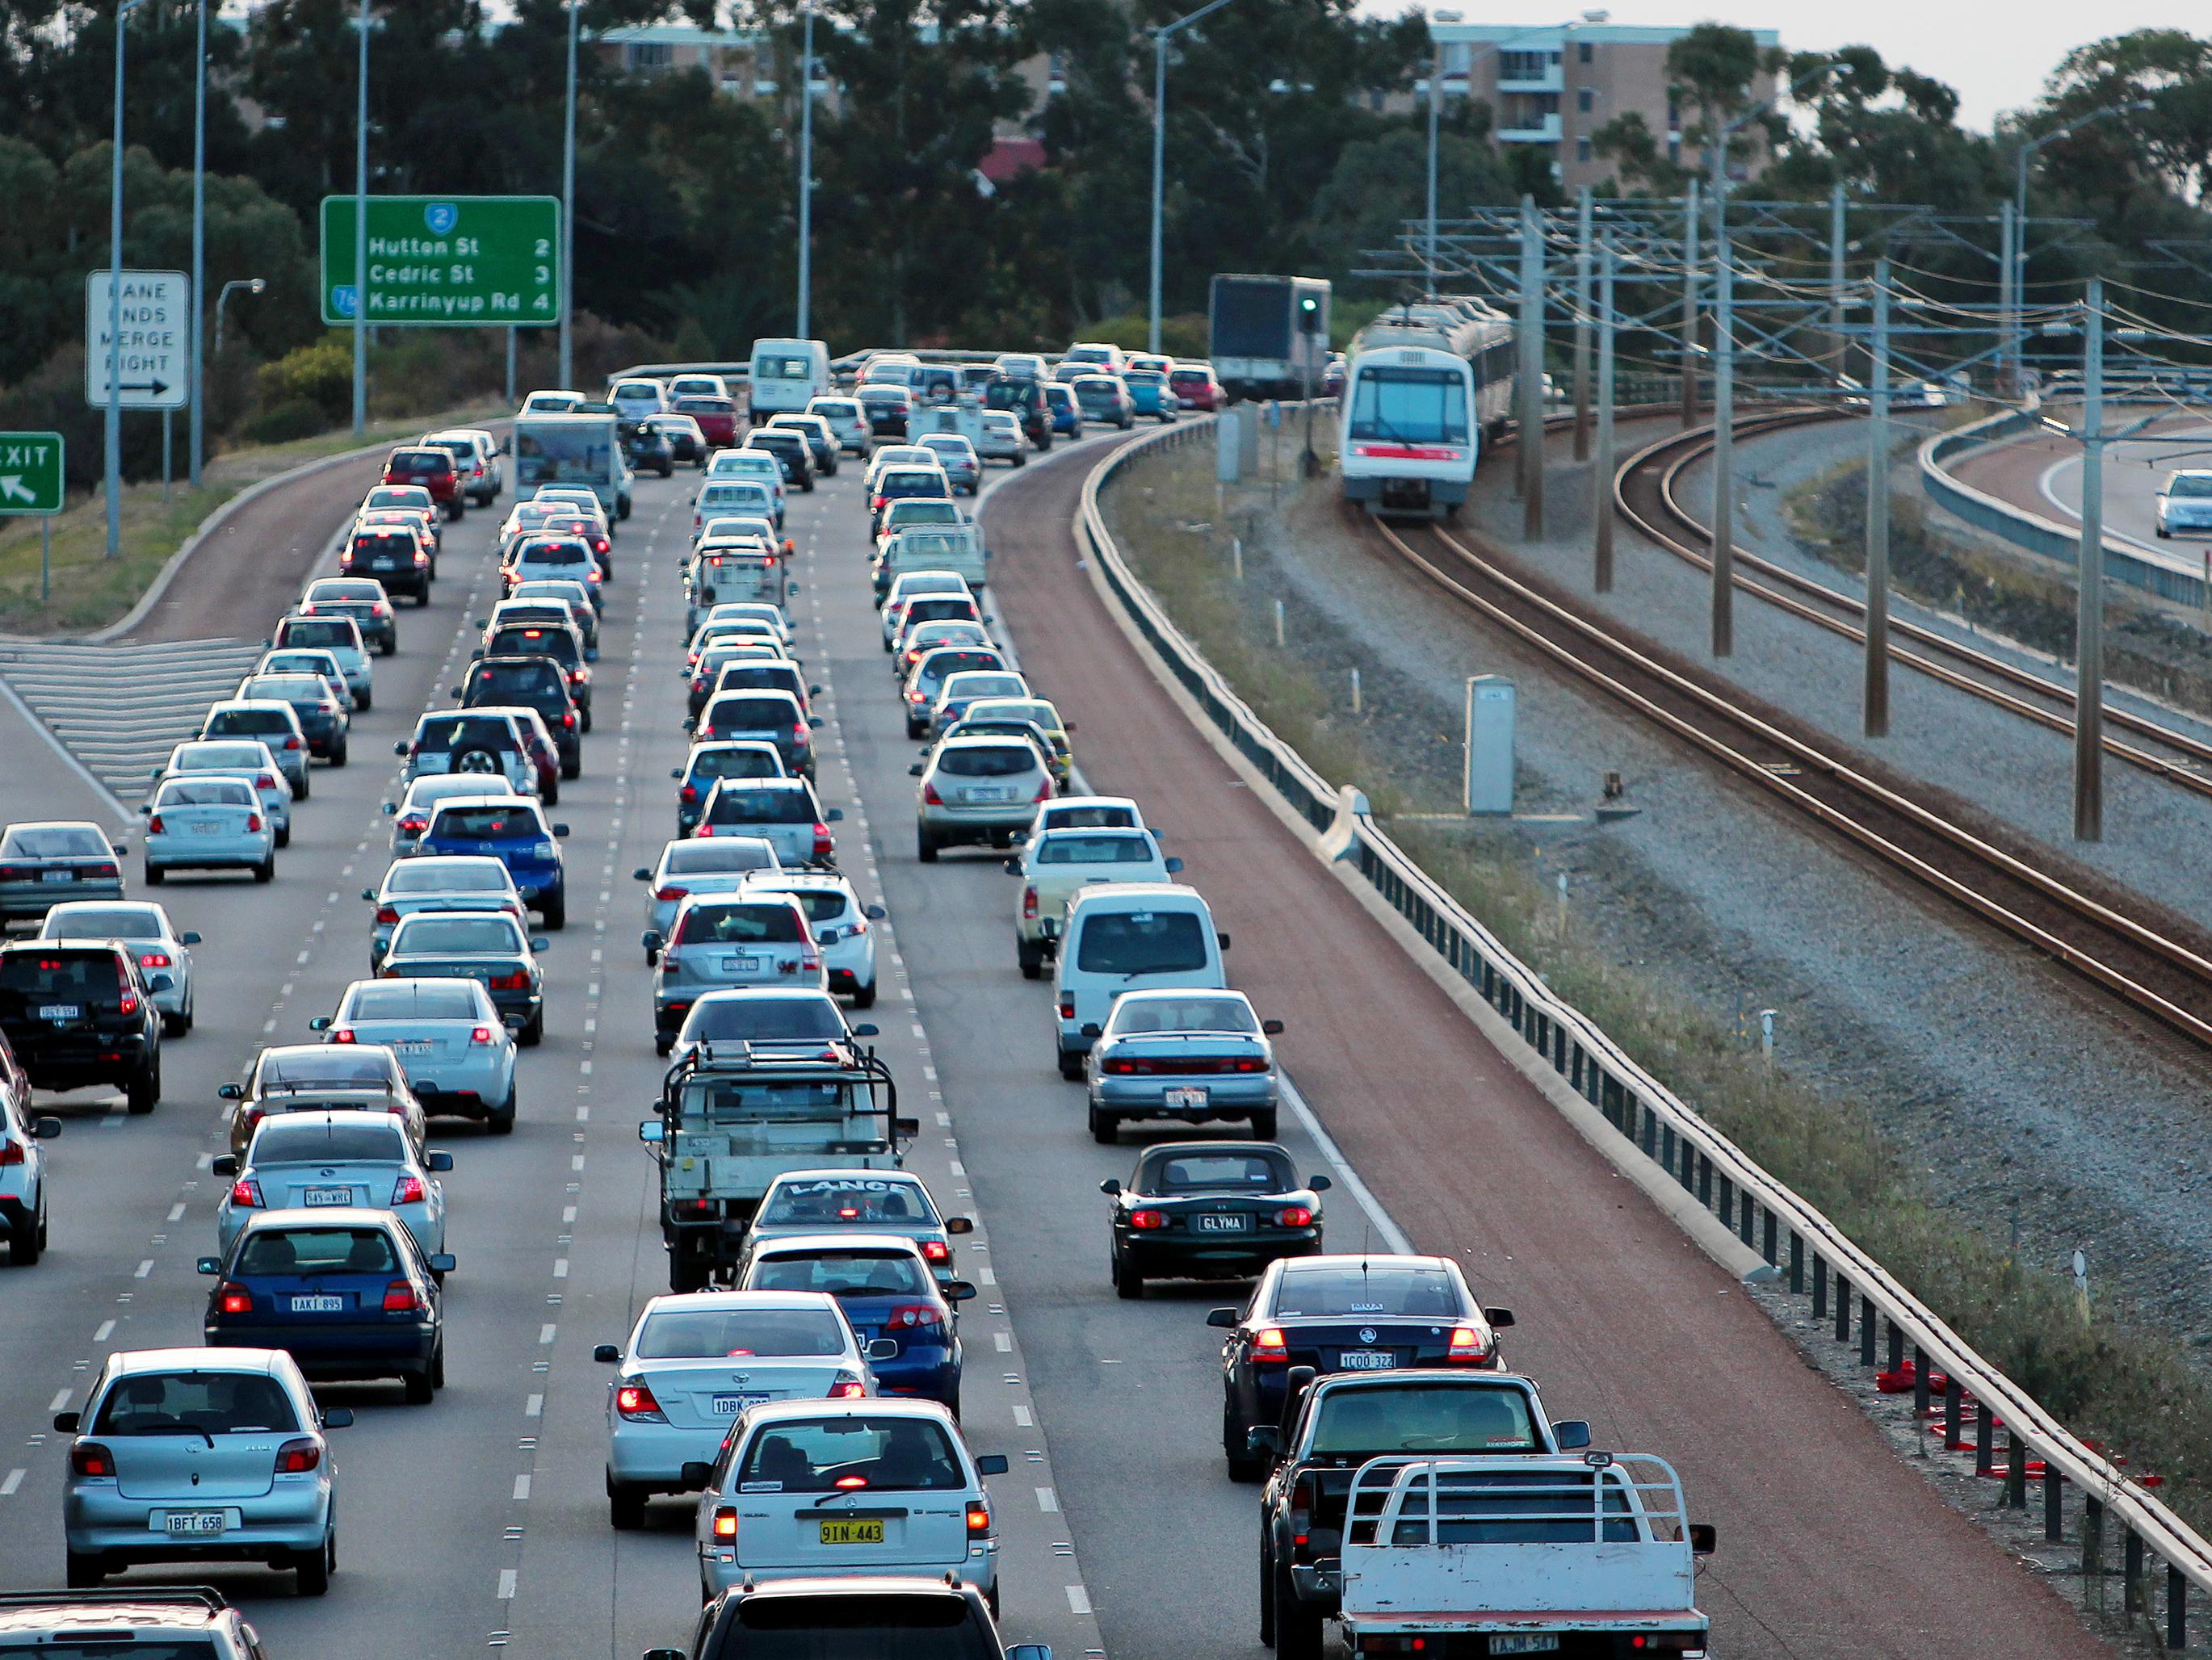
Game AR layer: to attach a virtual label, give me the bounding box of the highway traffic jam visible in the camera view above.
[0,344,1715,1660]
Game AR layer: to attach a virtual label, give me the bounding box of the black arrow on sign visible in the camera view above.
[116,379,170,396]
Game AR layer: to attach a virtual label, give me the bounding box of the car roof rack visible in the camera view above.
[0,1588,229,1612]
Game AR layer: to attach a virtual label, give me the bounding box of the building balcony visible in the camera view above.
[1496,111,1562,144]
[1497,66,1563,94]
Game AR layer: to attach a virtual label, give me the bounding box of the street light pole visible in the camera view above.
[214,277,264,360]
[795,2,815,338]
[560,0,579,390]
[350,0,368,434]
[1864,260,1891,737]
[2011,99,2151,394]
[188,0,206,487]
[1424,39,1440,290]
[2075,279,2106,843]
[1149,0,1237,357]
[105,0,144,561]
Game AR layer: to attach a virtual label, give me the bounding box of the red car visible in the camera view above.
[674,395,739,450]
[1168,363,1224,411]
[381,446,464,519]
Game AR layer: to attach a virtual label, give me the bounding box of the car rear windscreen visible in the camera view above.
[706,787,811,824]
[430,807,540,840]
[1073,911,1208,975]
[238,1226,399,1276]
[685,995,842,1042]
[736,1419,965,1496]
[0,950,119,998]
[689,750,783,787]
[636,1306,845,1358]
[707,698,797,729]
[1151,1150,1292,1191]
[934,747,1034,778]
[674,903,803,945]
[92,1372,299,1436]
[1307,1381,1539,1456]
[254,1121,409,1164]
[388,861,508,893]
[346,982,482,1021]
[732,1593,986,1648]
[666,839,777,872]
[392,917,524,955]
[1269,1264,1463,1318]
[1,826,109,857]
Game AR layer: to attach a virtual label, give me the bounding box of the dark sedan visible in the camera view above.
[377,911,548,1043]
[0,822,125,926]
[200,1209,452,1402]
[1102,1142,1326,1300]
[1209,1253,1513,1466]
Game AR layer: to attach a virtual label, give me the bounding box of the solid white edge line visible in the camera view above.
[0,671,135,824]
[1280,1073,1412,1255]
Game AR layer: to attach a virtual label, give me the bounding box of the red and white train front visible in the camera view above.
[1337,344,1480,518]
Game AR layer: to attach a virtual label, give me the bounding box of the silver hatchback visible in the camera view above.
[650,893,826,1054]
[57,1347,349,1594]
[913,737,1054,861]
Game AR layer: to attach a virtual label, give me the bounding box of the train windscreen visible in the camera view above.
[1347,367,1469,446]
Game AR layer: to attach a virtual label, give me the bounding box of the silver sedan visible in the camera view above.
[313,976,520,1131]
[636,836,781,960]
[212,1108,451,1255]
[38,901,202,1035]
[153,740,296,845]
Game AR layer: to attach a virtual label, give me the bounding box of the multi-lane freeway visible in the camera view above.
[0,405,2112,1659]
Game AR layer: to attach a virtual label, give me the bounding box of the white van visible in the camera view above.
[1051,883,1228,1077]
[748,337,832,414]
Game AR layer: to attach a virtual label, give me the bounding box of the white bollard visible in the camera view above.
[1274,598,1286,648]
[1350,667,1362,715]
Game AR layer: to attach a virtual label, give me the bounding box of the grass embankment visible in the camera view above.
[0,402,503,637]
[1104,436,2212,1539]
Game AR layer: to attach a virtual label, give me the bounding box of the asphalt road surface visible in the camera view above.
[0,422,2109,1660]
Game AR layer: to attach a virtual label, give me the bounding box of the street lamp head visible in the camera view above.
[248,277,267,295]
[1580,9,1610,22]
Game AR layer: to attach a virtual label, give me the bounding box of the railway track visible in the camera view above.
[1614,413,2212,800]
[1354,505,2212,1051]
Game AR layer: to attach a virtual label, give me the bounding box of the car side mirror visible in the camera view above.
[1484,1307,1515,1330]
[321,1406,355,1428]
[943,1217,973,1235]
[218,1084,244,1100]
[428,1254,456,1275]
[1309,1175,1332,1192]
[867,1338,900,1361]
[31,1117,61,1140]
[147,974,173,992]
[393,740,410,757]
[1261,1018,1286,1037]
[182,932,202,946]
[53,1411,80,1434]
[381,802,397,815]
[680,1461,713,1489]
[1245,1424,1282,1460]
[1217,931,1232,950]
[210,1154,237,1176]
[1551,1419,1592,1450]
[528,936,550,952]
[633,867,651,882]
[197,1256,221,1275]
[669,768,682,780]
[552,824,570,837]
[942,1281,977,1303]
[1163,856,1185,874]
[428,1151,455,1172]
[1098,1178,1122,1197]
[909,763,925,777]
[1206,1308,1240,1329]
[825,808,843,822]
[788,582,800,596]
[362,888,377,902]
[808,716,824,728]
[503,1014,526,1032]
[473,618,487,630]
[680,718,695,732]
[449,685,463,699]
[850,1023,879,1038]
[641,931,664,954]
[893,1116,920,1137]
[864,903,887,920]
[1007,1645,1052,1660]
[136,802,152,815]
[976,1453,1009,1476]
[1080,1023,1102,1039]
[644,1649,688,1660]
[1689,1523,1718,1556]
[594,1344,622,1363]
[637,1121,665,1145]
[309,1016,332,1031]
[808,684,823,696]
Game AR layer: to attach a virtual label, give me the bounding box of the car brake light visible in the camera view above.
[146,815,166,835]
[967,1498,992,1537]
[1033,778,1052,803]
[1276,1205,1314,1227]
[827,1377,866,1399]
[397,816,426,836]
[382,1280,422,1313]
[1253,1327,1290,1362]
[887,1302,946,1328]
[392,1174,427,1205]
[921,1239,951,1263]
[218,1282,253,1314]
[1290,1471,1315,1551]
[488,969,530,991]
[470,1025,494,1045]
[679,785,699,804]
[116,990,139,1018]
[1447,1325,1487,1363]
[275,1436,321,1473]
[71,1442,115,1478]
[138,951,171,970]
[1058,994,1076,1019]
[329,1027,356,1044]
[414,551,429,565]
[246,814,263,833]
[255,773,275,790]
[561,709,576,729]
[1128,1209,1166,1230]
[812,823,833,858]
[711,1506,738,1540]
[616,1383,665,1420]
[921,783,942,807]
[230,1178,264,1208]
[0,1141,21,1166]
[376,904,401,924]
[91,861,116,878]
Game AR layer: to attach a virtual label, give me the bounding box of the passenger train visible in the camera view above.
[1338,297,1517,519]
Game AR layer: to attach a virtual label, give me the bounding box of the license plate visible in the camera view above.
[38,1004,80,1021]
[303,1188,353,1206]
[40,870,72,883]
[719,955,761,975]
[969,787,1009,803]
[1194,1212,1250,1233]
[1340,1350,1396,1370]
[165,1511,227,1536]
[1489,1637,1559,1655]
[819,1518,885,1546]
[191,824,224,836]
[290,1293,346,1313]
[395,1040,432,1054]
[1164,1086,1210,1110]
[711,1393,770,1415]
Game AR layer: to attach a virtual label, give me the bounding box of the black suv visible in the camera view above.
[745,430,816,492]
[0,941,166,1113]
[456,656,583,778]
[478,622,592,727]
[645,1579,1050,1660]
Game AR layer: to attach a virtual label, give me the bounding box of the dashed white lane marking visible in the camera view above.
[497,1568,518,1600]
[977,1263,996,1285]
[132,1259,153,1279]
[1065,1584,1093,1616]
[552,1259,569,1279]
[166,1202,186,1223]
[539,1323,557,1344]
[93,1321,115,1343]
[1037,1486,1060,1513]
[512,1474,531,1501]
[0,1469,23,1497]
[1012,1403,1032,1428]
[993,1331,1013,1352]
[47,1389,70,1413]
[526,1394,544,1418]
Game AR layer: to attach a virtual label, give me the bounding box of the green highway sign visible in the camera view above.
[0,432,65,515]
[320,196,561,327]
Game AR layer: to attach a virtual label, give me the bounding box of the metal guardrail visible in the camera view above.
[1922,404,2212,616]
[1079,415,2212,1649]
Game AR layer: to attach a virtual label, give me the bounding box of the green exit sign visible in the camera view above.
[320,196,561,327]
[0,432,65,515]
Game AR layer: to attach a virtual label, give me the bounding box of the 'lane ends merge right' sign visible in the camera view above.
[0,433,65,516]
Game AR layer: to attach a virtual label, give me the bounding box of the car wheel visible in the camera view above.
[1226,1400,1267,1482]
[275,824,291,849]
[519,1009,544,1047]
[542,777,559,807]
[254,854,275,884]
[1056,1049,1085,1082]
[1274,1558,1323,1658]
[402,1366,434,1406]
[179,1000,194,1035]
[608,1482,648,1531]
[296,771,310,801]
[1259,1537,1277,1647]
[416,588,431,608]
[162,1011,187,1039]
[65,1550,104,1588]
[431,1341,447,1390]
[541,891,567,930]
[329,740,348,769]
[1249,1109,1278,1141]
[126,1058,160,1116]
[144,864,164,885]
[1017,939,1045,980]
[1089,1104,1117,1145]
[654,1033,674,1058]
[381,637,397,657]
[1013,452,1026,467]
[296,1535,333,1596]
[355,689,373,713]
[1112,1247,1142,1300]
[8,1207,42,1266]
[916,832,938,864]
[581,705,594,734]
[560,753,581,781]
[851,979,877,1009]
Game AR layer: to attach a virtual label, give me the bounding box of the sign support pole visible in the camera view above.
[351,0,368,434]
[105,2,136,560]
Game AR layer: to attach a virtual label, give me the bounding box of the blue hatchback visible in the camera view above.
[741,1235,971,1410]
[200,1209,453,1402]
[413,794,570,929]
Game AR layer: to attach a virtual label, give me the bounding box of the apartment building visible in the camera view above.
[1426,19,1780,193]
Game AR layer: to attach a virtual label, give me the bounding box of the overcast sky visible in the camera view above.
[1365,4,2183,134]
